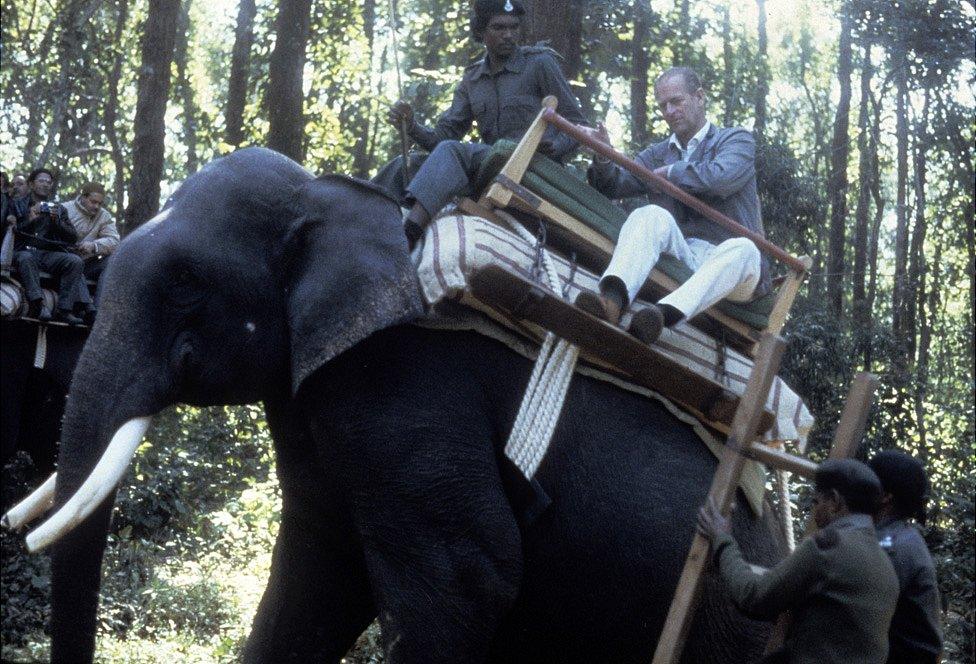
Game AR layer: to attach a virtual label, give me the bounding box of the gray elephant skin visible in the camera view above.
[34,147,785,663]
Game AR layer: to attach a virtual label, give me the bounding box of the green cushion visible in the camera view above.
[474,140,775,330]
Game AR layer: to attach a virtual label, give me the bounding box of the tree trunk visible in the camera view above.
[20,15,58,165]
[225,0,257,148]
[266,0,312,163]
[37,0,97,169]
[938,99,975,382]
[891,56,910,341]
[124,0,182,229]
[104,0,130,225]
[825,5,853,318]
[914,233,940,461]
[525,0,582,80]
[174,0,199,174]
[630,0,650,149]
[797,33,827,297]
[351,0,376,178]
[851,43,873,331]
[721,5,735,126]
[23,98,47,168]
[673,0,690,65]
[753,0,769,138]
[905,90,930,360]
[864,93,884,370]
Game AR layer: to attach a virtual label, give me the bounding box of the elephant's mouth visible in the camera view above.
[2,416,153,552]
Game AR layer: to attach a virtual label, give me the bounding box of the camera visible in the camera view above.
[38,202,51,214]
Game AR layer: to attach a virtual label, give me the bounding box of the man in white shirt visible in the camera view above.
[576,67,767,344]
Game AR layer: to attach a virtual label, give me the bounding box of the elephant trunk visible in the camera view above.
[39,316,170,663]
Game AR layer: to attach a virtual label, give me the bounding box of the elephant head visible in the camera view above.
[4,148,423,661]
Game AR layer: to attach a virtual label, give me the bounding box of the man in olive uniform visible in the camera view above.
[869,450,943,664]
[378,0,587,246]
[697,459,899,664]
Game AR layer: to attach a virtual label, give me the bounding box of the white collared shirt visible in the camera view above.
[666,121,711,177]
[669,121,711,161]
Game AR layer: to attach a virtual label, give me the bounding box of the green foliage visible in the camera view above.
[1,405,280,661]
[0,456,52,650]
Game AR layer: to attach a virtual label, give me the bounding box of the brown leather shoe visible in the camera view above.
[575,290,622,325]
[628,305,664,345]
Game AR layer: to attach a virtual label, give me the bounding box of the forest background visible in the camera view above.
[0,0,973,661]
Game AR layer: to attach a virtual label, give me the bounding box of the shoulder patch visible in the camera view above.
[814,528,839,550]
[523,43,563,60]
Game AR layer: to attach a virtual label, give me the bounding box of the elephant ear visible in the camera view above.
[285,174,424,394]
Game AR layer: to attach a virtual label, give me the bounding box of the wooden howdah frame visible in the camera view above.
[462,96,812,358]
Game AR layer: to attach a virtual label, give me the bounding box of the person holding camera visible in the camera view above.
[8,168,91,324]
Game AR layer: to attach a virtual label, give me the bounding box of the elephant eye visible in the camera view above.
[166,268,205,308]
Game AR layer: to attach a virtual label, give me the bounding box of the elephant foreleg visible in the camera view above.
[244,400,376,664]
[320,422,524,664]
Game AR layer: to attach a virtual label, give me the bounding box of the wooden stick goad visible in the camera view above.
[650,334,787,664]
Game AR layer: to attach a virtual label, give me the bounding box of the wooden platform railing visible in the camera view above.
[476,98,812,354]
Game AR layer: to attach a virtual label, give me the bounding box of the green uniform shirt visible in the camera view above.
[713,513,899,664]
[406,45,587,163]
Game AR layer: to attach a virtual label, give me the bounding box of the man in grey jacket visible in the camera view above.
[869,450,943,664]
[575,66,768,344]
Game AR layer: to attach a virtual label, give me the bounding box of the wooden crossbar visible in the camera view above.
[650,334,786,664]
[540,108,808,274]
[467,264,777,437]
[744,442,818,479]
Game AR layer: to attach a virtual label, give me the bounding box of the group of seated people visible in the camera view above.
[370,2,944,662]
[1,168,119,325]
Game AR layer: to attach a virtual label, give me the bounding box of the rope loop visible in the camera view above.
[495,210,581,480]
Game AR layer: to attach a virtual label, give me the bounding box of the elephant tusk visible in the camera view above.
[25,417,152,553]
[2,473,57,531]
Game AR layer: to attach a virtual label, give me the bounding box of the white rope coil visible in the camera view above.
[33,325,48,369]
[495,211,580,479]
[775,467,795,551]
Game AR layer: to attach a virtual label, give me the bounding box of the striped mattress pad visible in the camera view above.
[416,211,814,449]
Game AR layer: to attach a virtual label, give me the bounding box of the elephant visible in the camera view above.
[5,147,787,663]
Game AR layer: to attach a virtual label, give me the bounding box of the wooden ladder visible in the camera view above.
[650,355,879,664]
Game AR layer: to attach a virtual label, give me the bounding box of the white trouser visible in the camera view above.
[601,204,762,321]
